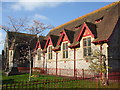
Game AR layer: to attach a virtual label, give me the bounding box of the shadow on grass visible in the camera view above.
[2,79,14,84]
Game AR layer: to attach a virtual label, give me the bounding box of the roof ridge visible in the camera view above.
[50,1,119,32]
[8,31,37,36]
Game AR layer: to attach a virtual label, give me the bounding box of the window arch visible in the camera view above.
[37,49,41,60]
[83,37,91,56]
[48,46,52,59]
[63,43,68,58]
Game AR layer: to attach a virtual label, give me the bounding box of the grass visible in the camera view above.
[2,73,63,84]
[1,72,120,88]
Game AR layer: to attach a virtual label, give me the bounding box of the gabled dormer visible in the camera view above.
[34,37,46,60]
[69,22,97,48]
[76,22,96,42]
[44,35,59,49]
[43,35,59,60]
[53,29,74,51]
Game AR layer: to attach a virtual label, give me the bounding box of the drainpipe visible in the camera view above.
[28,45,32,81]
[43,53,45,73]
[100,44,103,80]
[74,48,76,77]
[46,54,47,74]
[106,44,109,79]
[56,52,58,75]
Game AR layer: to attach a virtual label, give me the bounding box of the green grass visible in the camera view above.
[2,73,63,84]
[2,73,120,88]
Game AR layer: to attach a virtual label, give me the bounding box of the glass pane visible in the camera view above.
[48,47,50,52]
[88,47,91,56]
[66,50,68,58]
[84,48,87,56]
[51,52,52,59]
[38,50,41,60]
[83,39,87,46]
[38,54,41,60]
[48,53,50,59]
[63,43,65,50]
[88,38,91,46]
[50,46,52,52]
[66,43,68,49]
[63,51,65,58]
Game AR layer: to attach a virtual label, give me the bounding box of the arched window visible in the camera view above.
[83,37,91,56]
[37,49,41,60]
[11,51,12,56]
[63,43,68,58]
[48,46,52,59]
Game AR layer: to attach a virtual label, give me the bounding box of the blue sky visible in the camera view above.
[0,1,115,54]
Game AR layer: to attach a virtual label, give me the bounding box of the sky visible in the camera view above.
[0,0,118,54]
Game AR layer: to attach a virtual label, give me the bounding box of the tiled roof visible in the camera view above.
[47,1,119,45]
[50,1,119,32]
[7,31,38,50]
[7,1,120,51]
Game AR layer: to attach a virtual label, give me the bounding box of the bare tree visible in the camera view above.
[1,16,54,80]
[0,16,28,32]
[0,16,54,35]
[27,20,54,35]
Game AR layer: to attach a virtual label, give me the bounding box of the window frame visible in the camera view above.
[48,46,52,60]
[37,49,41,60]
[83,37,91,57]
[62,42,68,59]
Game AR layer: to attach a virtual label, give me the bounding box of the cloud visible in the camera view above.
[3,0,118,2]
[11,0,62,11]
[34,14,48,20]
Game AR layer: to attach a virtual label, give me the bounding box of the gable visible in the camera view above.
[44,36,53,49]
[82,27,94,37]
[76,22,94,41]
[62,33,69,42]
[57,31,70,46]
[48,38,53,45]
[46,2,119,44]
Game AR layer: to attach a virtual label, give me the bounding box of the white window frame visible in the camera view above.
[37,49,42,60]
[48,45,52,60]
[62,42,68,59]
[83,37,91,57]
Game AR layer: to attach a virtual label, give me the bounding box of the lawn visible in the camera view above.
[2,72,120,88]
[2,73,63,84]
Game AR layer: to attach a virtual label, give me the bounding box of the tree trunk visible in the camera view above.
[28,46,32,81]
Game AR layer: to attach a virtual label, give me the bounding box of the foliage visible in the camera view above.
[85,49,111,74]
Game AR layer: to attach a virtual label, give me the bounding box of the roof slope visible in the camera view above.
[6,2,120,51]
[7,31,38,50]
[47,1,120,43]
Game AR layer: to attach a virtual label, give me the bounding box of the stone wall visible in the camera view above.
[33,35,109,77]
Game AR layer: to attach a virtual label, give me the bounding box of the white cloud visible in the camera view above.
[2,0,118,2]
[9,0,119,11]
[11,0,62,11]
[34,14,48,20]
